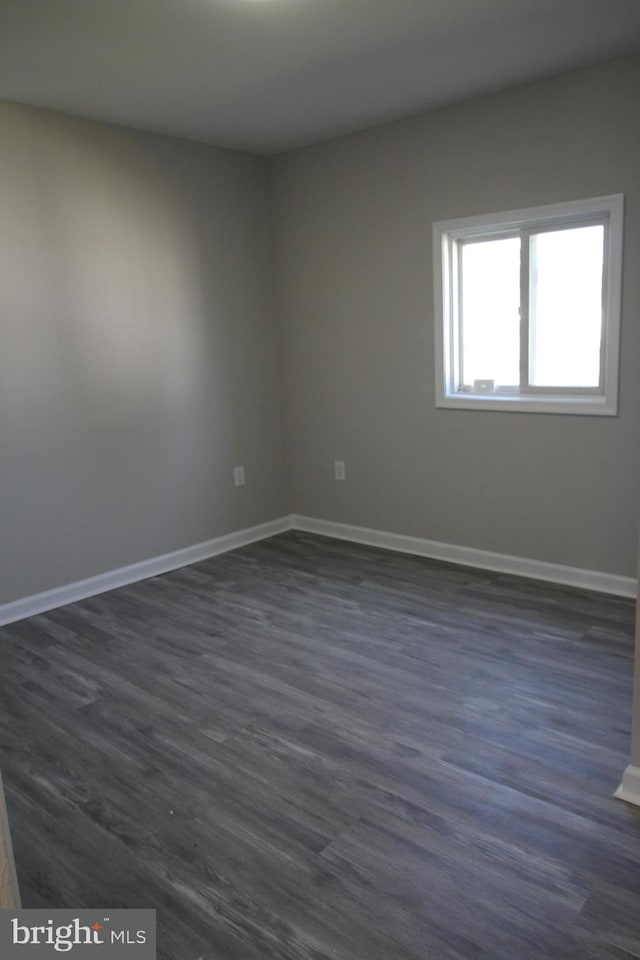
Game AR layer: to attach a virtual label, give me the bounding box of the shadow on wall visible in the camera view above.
[0,107,280,602]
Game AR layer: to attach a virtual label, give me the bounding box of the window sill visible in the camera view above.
[436,393,617,416]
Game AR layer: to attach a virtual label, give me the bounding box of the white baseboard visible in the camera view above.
[0,512,635,629]
[290,515,637,598]
[0,516,293,628]
[614,765,640,807]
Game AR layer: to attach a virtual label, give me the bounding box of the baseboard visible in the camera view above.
[290,515,637,598]
[614,765,640,807]
[0,516,293,628]
[1,512,635,628]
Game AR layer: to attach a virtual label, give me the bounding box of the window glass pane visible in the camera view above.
[529,225,603,387]
[461,237,520,388]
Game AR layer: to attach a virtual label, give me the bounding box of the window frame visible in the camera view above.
[433,194,624,415]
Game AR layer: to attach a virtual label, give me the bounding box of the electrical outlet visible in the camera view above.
[334,460,346,481]
[233,465,245,487]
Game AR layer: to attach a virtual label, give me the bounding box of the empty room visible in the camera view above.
[1,1,640,957]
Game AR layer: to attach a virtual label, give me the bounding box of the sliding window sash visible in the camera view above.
[455,216,607,396]
[519,217,607,396]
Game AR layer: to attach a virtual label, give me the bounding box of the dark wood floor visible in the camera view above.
[1,531,639,959]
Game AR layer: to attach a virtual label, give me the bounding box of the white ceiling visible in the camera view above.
[1,0,639,155]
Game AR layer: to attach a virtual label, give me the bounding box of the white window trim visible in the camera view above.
[433,194,624,415]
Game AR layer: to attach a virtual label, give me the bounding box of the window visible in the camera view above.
[433,195,623,415]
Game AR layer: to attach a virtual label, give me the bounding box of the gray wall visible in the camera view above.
[0,103,286,603]
[271,54,640,577]
[2,54,638,608]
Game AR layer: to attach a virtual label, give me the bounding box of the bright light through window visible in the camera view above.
[433,195,623,415]
[461,237,520,388]
[529,225,603,387]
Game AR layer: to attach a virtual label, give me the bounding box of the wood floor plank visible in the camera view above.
[0,530,639,959]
